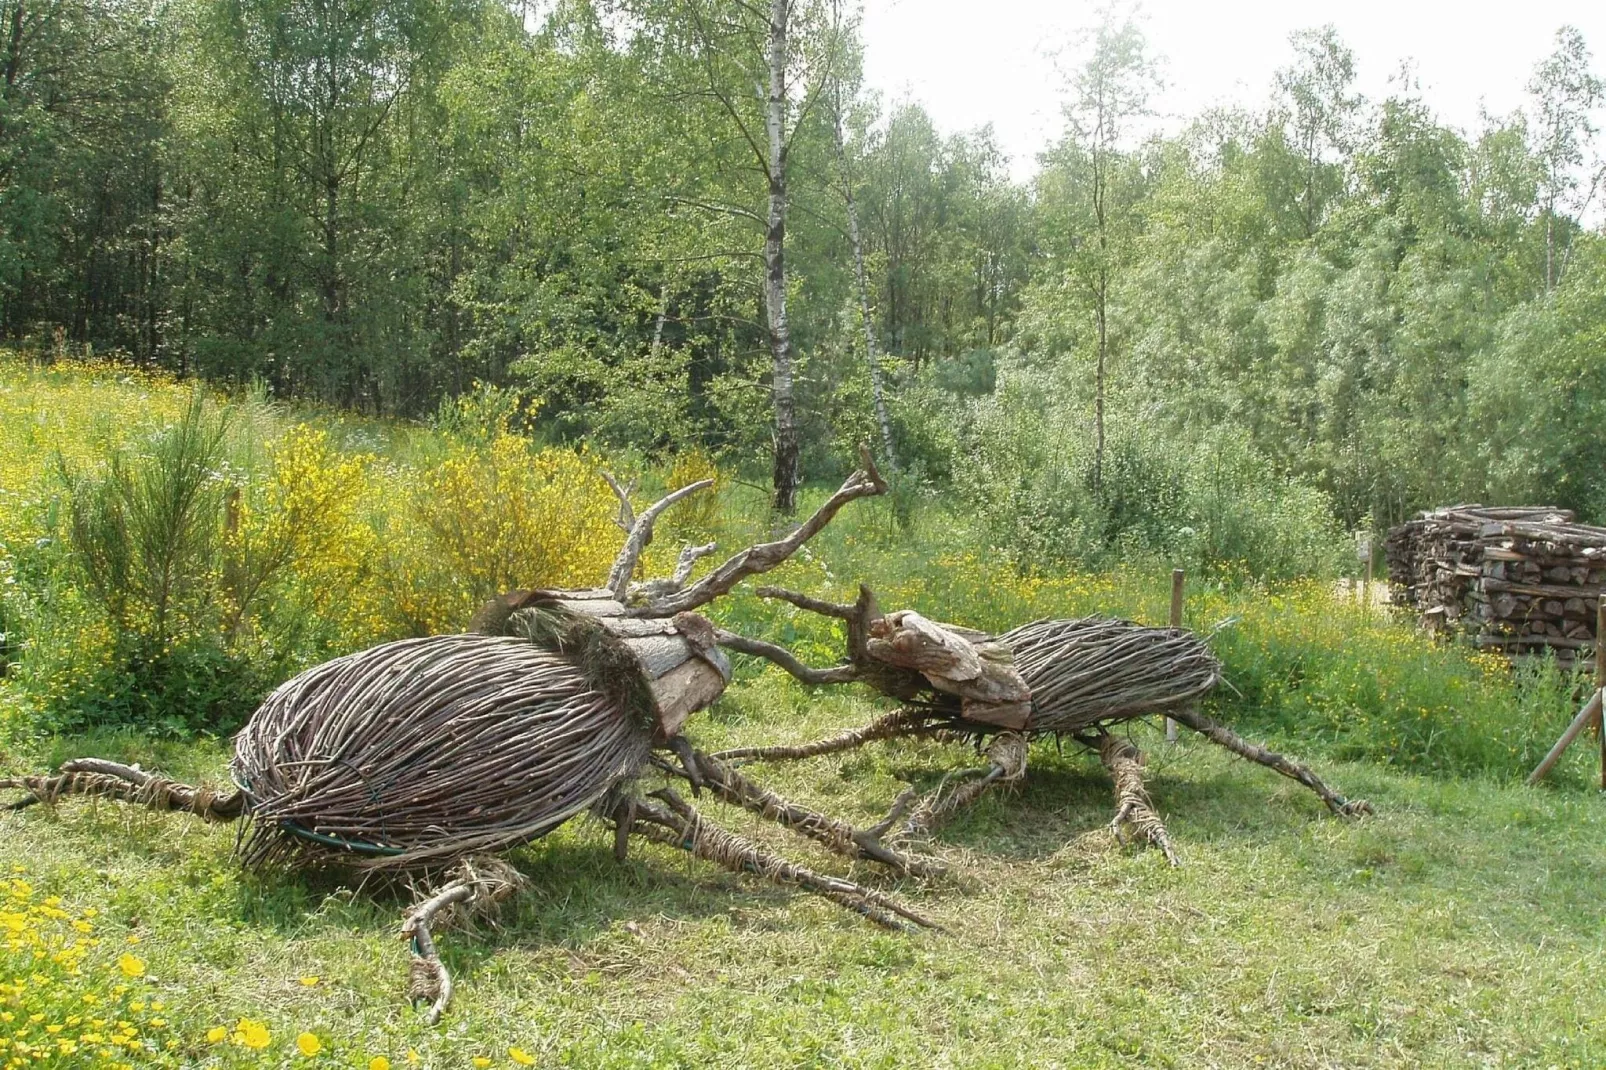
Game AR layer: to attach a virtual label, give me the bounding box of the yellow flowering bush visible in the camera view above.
[0,355,652,734]
[662,450,723,538]
[399,434,620,630]
[225,425,376,640]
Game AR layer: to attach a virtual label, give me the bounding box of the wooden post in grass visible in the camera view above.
[1526,592,1606,788]
[1166,569,1184,743]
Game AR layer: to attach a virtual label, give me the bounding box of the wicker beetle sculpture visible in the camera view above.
[690,585,1371,872]
[3,454,942,1023]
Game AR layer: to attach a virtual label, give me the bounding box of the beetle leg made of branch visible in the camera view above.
[1097,734,1180,866]
[1165,707,1373,817]
[2,758,245,821]
[608,789,943,933]
[400,857,525,1025]
[660,750,948,879]
[896,733,1029,843]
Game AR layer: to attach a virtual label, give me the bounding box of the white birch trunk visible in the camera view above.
[765,0,799,513]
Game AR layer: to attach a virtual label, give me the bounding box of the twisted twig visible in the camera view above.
[658,750,947,878]
[613,790,943,933]
[3,759,245,821]
[1165,707,1372,817]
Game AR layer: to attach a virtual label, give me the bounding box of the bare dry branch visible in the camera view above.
[606,479,717,602]
[631,448,886,618]
[714,628,861,685]
[601,471,638,533]
[756,585,855,619]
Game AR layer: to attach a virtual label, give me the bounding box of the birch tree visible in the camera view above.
[1055,11,1159,494]
[653,0,843,512]
[1526,25,1602,291]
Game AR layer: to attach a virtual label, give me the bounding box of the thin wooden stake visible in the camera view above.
[1597,595,1605,791]
[1166,568,1184,743]
[1526,690,1604,786]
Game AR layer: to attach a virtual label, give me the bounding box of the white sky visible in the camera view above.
[860,0,1606,181]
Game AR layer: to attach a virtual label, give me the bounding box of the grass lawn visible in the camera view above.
[4,680,1604,1069]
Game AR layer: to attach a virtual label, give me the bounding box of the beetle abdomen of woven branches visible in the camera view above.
[231,629,659,871]
[1001,617,1221,735]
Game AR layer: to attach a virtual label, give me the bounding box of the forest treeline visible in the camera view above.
[3,0,1604,568]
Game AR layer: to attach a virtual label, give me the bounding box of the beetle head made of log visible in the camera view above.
[470,451,888,745]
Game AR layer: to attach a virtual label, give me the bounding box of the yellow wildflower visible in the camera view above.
[296,1032,323,1057]
[298,976,320,987]
[205,1026,227,1043]
[231,1018,270,1050]
[473,1059,491,1068]
[369,1058,392,1070]
[510,1047,536,1065]
[115,954,144,978]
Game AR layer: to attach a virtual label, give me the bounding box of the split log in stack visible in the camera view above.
[1385,505,1606,668]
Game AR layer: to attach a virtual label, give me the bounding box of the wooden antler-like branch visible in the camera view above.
[629,541,721,602]
[758,583,882,665]
[668,541,721,588]
[755,586,856,619]
[601,471,639,533]
[628,445,887,618]
[714,628,862,686]
[718,583,932,701]
[605,478,716,602]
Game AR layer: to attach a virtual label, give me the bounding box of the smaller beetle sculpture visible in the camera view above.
[687,583,1371,869]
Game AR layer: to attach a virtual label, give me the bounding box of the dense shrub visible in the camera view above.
[0,356,653,736]
[951,365,1351,579]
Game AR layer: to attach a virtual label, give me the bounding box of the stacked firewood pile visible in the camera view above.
[1386,505,1606,666]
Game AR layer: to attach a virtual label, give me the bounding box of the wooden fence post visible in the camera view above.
[1166,569,1184,743]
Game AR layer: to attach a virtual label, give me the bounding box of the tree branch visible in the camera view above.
[628,445,886,617]
[755,585,855,619]
[714,628,860,685]
[606,479,716,601]
[664,194,765,226]
[600,471,638,533]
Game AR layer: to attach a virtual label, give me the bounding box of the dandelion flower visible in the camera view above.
[472,1058,491,1068]
[296,1032,323,1057]
[298,976,320,987]
[510,1047,536,1065]
[369,1058,391,1070]
[115,954,144,978]
[205,1027,227,1044]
